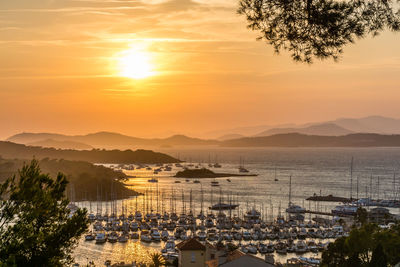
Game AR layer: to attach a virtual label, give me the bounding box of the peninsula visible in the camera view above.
[0,141,179,164]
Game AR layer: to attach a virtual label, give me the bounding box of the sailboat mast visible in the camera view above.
[393,171,396,200]
[370,174,373,200]
[190,189,193,214]
[181,189,185,214]
[288,175,292,206]
[377,176,380,200]
[157,182,159,213]
[357,175,359,200]
[350,157,353,200]
[201,185,204,215]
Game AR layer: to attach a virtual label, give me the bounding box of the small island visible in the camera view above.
[174,168,257,178]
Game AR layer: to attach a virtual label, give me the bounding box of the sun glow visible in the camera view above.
[117,48,155,79]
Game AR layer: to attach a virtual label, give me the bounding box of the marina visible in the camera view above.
[74,147,400,265]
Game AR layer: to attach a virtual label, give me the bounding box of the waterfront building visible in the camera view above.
[206,250,275,267]
[177,238,216,267]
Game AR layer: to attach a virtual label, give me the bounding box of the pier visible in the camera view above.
[305,210,334,216]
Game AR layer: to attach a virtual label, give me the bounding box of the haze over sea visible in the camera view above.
[74,147,400,265]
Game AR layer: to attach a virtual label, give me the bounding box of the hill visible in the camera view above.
[217,134,245,141]
[159,135,218,146]
[203,123,296,138]
[0,141,179,164]
[7,132,218,148]
[329,116,400,134]
[255,123,353,137]
[202,116,400,138]
[0,157,139,201]
[27,138,93,150]
[222,133,400,147]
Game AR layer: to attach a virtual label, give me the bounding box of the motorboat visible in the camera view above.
[243,231,252,241]
[295,240,308,253]
[209,203,239,211]
[141,231,152,243]
[150,228,161,242]
[299,257,321,266]
[118,234,128,243]
[286,203,306,213]
[331,205,358,216]
[211,181,219,187]
[130,232,139,239]
[95,232,106,244]
[307,240,318,253]
[85,233,95,241]
[247,243,258,254]
[161,230,169,241]
[238,167,249,173]
[275,242,287,254]
[134,211,142,221]
[213,163,222,168]
[198,231,207,241]
[263,242,274,253]
[162,238,176,253]
[130,221,139,231]
[107,232,118,243]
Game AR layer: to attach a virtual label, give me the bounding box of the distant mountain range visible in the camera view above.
[7,132,219,149]
[254,123,353,137]
[217,134,245,141]
[222,133,400,147]
[7,116,400,149]
[210,116,400,138]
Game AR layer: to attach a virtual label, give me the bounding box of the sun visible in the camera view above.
[117,48,155,79]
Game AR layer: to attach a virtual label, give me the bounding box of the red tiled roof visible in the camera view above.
[206,259,218,267]
[226,250,245,262]
[176,238,206,251]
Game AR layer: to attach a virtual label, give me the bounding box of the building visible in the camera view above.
[177,238,275,267]
[176,238,216,267]
[206,249,275,267]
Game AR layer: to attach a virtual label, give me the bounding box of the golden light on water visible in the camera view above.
[116,48,155,79]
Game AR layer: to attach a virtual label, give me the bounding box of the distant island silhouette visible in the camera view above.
[0,141,179,164]
[174,168,257,178]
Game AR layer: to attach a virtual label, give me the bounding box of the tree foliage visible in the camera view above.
[149,252,166,267]
[238,0,400,63]
[0,160,89,266]
[321,222,400,266]
[356,206,368,225]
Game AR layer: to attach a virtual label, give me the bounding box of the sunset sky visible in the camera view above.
[1,0,400,139]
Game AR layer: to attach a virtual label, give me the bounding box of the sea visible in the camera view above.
[73,147,400,265]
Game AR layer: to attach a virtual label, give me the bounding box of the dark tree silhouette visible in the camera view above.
[0,160,89,266]
[321,222,400,266]
[238,0,400,63]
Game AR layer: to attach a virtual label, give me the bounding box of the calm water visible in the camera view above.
[73,147,400,265]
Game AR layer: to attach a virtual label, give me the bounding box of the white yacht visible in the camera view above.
[295,240,308,253]
[151,229,161,242]
[286,203,306,213]
[95,232,106,244]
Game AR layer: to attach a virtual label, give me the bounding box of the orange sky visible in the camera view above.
[1,0,400,139]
